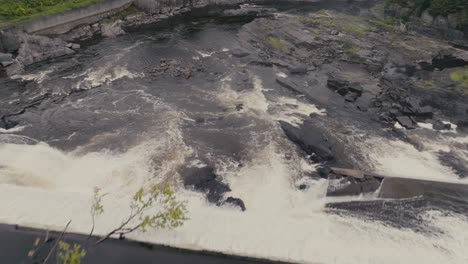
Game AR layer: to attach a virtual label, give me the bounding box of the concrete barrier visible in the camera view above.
[13,0,134,35]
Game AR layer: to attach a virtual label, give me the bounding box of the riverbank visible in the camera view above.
[0,0,105,27]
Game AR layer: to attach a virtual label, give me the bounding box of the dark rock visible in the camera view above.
[438,152,468,178]
[348,83,363,95]
[344,92,360,102]
[356,102,368,112]
[0,116,19,130]
[221,197,246,211]
[275,77,302,95]
[279,121,334,162]
[231,49,250,58]
[235,104,244,111]
[327,78,363,99]
[416,106,433,118]
[0,31,20,53]
[337,87,349,96]
[456,120,468,133]
[396,116,416,129]
[389,109,400,116]
[433,120,451,130]
[182,166,231,203]
[317,166,332,178]
[0,52,13,67]
[298,184,308,190]
[327,78,349,92]
[361,177,382,193]
[289,65,308,75]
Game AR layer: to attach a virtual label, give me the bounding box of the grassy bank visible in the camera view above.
[0,0,105,27]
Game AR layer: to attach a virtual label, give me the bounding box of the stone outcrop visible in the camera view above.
[1,31,75,76]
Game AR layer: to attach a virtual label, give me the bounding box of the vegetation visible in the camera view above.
[57,242,86,264]
[371,18,397,31]
[268,37,287,51]
[343,24,368,38]
[0,0,104,26]
[342,41,361,59]
[385,0,468,25]
[28,183,188,264]
[450,69,468,89]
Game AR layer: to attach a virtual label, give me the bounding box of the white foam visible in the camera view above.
[11,70,53,84]
[217,75,324,125]
[360,137,468,182]
[196,50,215,58]
[0,125,27,134]
[135,144,468,264]
[217,75,269,114]
[75,65,144,89]
[276,72,288,78]
[1,139,467,264]
[272,96,325,125]
[418,121,458,133]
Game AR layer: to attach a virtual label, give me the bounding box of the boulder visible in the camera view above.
[182,166,231,203]
[317,166,332,178]
[433,120,451,130]
[6,32,75,75]
[101,21,125,38]
[396,116,416,129]
[327,78,363,99]
[289,65,308,75]
[0,116,19,130]
[279,121,334,162]
[344,92,360,102]
[0,52,13,67]
[416,106,433,118]
[0,31,21,53]
[231,48,250,58]
[327,78,349,92]
[348,83,363,95]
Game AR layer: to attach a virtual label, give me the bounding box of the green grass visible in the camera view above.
[450,69,468,89]
[371,18,397,31]
[0,0,104,27]
[268,37,287,51]
[342,41,361,59]
[343,24,368,38]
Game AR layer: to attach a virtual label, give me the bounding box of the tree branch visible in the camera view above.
[42,220,71,264]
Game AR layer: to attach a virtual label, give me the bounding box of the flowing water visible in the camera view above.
[0,3,468,264]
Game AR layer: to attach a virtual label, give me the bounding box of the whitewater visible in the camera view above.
[1,5,468,264]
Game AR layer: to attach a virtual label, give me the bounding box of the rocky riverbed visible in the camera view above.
[0,1,468,263]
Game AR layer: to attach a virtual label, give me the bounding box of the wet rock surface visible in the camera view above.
[182,166,231,203]
[279,121,334,163]
[1,1,468,242]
